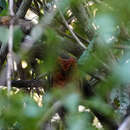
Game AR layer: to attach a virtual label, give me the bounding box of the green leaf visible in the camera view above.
[63,93,80,112]
[13,26,24,52]
[0,26,9,43]
[0,0,6,9]
[41,28,61,73]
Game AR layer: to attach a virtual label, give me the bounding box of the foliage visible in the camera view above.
[0,0,130,130]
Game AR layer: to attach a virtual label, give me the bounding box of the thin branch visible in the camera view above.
[114,45,130,50]
[40,101,62,124]
[56,16,90,45]
[16,0,32,18]
[57,29,90,44]
[70,3,95,40]
[34,0,41,16]
[58,9,87,50]
[92,53,111,71]
[118,116,130,130]
[30,6,42,16]
[108,49,118,65]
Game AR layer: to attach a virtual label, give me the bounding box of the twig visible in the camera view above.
[56,17,90,44]
[40,101,62,124]
[114,45,130,50]
[92,53,111,71]
[58,9,87,50]
[57,29,90,44]
[70,3,95,40]
[16,0,32,18]
[108,49,118,65]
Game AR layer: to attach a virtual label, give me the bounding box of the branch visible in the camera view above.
[16,0,32,18]
[57,28,90,44]
[58,9,87,50]
[11,79,48,89]
[7,0,15,94]
[118,116,130,130]
[0,79,48,90]
[70,3,95,40]
[81,101,118,130]
[114,45,130,50]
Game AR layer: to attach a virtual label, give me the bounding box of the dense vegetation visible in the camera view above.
[0,0,130,130]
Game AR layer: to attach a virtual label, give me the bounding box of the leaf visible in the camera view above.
[0,0,6,9]
[13,26,24,52]
[0,26,9,43]
[63,93,80,112]
[78,40,98,74]
[41,28,61,73]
